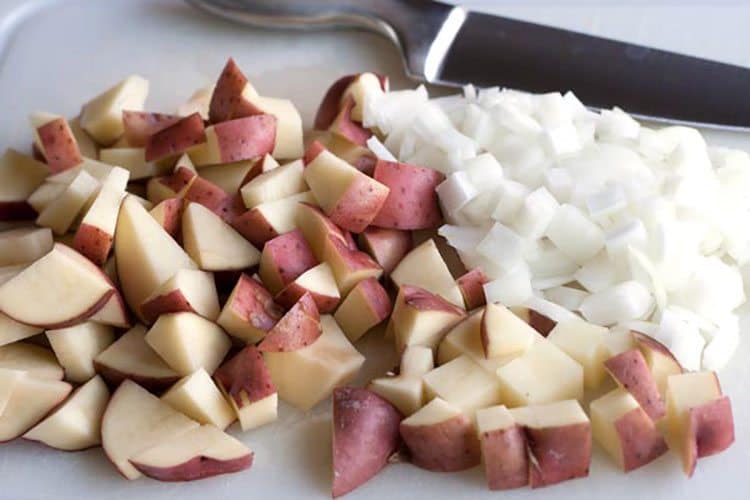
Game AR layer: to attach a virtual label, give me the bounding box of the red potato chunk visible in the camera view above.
[328,96,371,146]
[332,387,402,498]
[371,160,444,230]
[214,345,276,409]
[257,293,321,352]
[122,111,180,147]
[72,224,113,267]
[456,268,489,310]
[604,349,666,421]
[259,230,318,294]
[209,58,250,123]
[358,227,412,275]
[527,423,591,488]
[37,118,82,173]
[213,115,277,163]
[145,113,206,162]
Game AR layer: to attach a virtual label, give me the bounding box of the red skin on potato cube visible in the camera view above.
[145,113,206,162]
[122,111,181,147]
[371,160,444,230]
[37,118,82,173]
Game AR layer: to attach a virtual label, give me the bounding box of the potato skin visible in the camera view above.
[400,413,480,472]
[527,422,591,488]
[122,111,180,147]
[615,407,667,472]
[209,58,250,124]
[327,174,390,234]
[141,289,195,324]
[684,395,734,476]
[37,117,82,173]
[257,293,321,353]
[72,223,113,266]
[214,344,276,404]
[133,453,253,482]
[480,425,529,490]
[313,73,387,131]
[456,268,488,311]
[151,198,184,239]
[371,160,444,230]
[332,387,402,498]
[213,115,276,163]
[260,230,317,293]
[605,349,665,420]
[328,96,371,146]
[145,113,206,162]
[358,227,412,275]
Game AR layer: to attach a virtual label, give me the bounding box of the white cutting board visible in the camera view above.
[0,1,748,498]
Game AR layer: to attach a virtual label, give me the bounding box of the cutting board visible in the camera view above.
[0,1,747,498]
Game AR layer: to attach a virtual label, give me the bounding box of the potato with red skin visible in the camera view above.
[314,73,388,131]
[632,331,684,396]
[145,113,206,162]
[371,160,444,230]
[304,149,390,233]
[332,387,402,498]
[295,202,354,261]
[209,58,250,123]
[217,274,284,343]
[147,164,197,204]
[325,233,383,295]
[192,115,277,166]
[0,149,49,221]
[476,405,529,490]
[358,227,412,275]
[122,111,180,147]
[35,117,82,173]
[149,198,184,239]
[140,269,219,324]
[258,293,321,352]
[399,397,480,472]
[275,263,340,313]
[687,396,734,460]
[334,277,392,342]
[259,229,318,294]
[604,348,665,421]
[590,389,667,472]
[328,96,371,146]
[303,140,327,165]
[213,344,277,430]
[456,268,488,310]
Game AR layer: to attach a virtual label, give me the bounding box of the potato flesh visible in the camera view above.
[46,322,115,383]
[496,339,584,407]
[482,303,535,358]
[303,150,358,214]
[0,373,71,442]
[547,319,609,389]
[94,325,178,381]
[161,368,235,430]
[423,355,502,415]
[590,388,640,469]
[230,392,278,431]
[36,170,100,235]
[391,239,464,308]
[263,315,364,410]
[80,75,149,145]
[240,160,306,209]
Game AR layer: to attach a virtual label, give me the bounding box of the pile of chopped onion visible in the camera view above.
[364,85,750,371]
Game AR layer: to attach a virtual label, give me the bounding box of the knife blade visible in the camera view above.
[433,10,750,128]
[186,0,750,129]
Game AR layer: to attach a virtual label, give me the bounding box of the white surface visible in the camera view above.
[0,1,748,498]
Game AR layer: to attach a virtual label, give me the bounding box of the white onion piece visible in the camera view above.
[463,153,504,189]
[579,281,654,326]
[544,286,589,311]
[438,224,487,253]
[484,264,533,306]
[491,179,530,224]
[546,204,605,264]
[656,308,705,371]
[436,171,478,217]
[672,256,745,322]
[489,102,542,135]
[365,136,397,161]
[615,320,660,338]
[543,168,573,203]
[532,275,575,291]
[513,187,559,239]
[476,223,525,273]
[702,314,740,371]
[527,243,578,278]
[523,295,580,324]
[596,107,640,141]
[586,185,627,221]
[627,247,667,314]
[574,251,617,293]
[543,124,582,156]
[605,217,648,262]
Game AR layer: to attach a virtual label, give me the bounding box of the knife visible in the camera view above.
[186,0,750,130]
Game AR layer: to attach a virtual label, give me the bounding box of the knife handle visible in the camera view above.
[186,0,463,81]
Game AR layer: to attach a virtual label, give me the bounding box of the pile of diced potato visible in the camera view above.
[0,58,735,496]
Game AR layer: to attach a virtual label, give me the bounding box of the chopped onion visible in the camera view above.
[579,281,654,326]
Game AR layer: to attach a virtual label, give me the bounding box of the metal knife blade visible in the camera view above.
[434,10,750,129]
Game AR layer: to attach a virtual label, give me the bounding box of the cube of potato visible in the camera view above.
[36,170,100,235]
[145,312,231,376]
[476,405,528,490]
[333,277,392,342]
[509,400,591,488]
[217,274,283,344]
[665,371,734,476]
[399,397,480,472]
[389,285,467,353]
[80,75,149,145]
[368,346,433,416]
[437,310,532,375]
[604,348,665,420]
[547,319,609,389]
[100,147,163,180]
[161,368,235,430]
[496,339,584,407]
[391,239,464,308]
[263,315,364,410]
[590,388,667,472]
[423,355,502,415]
[481,303,536,358]
[633,331,683,396]
[240,159,306,209]
[46,322,115,383]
